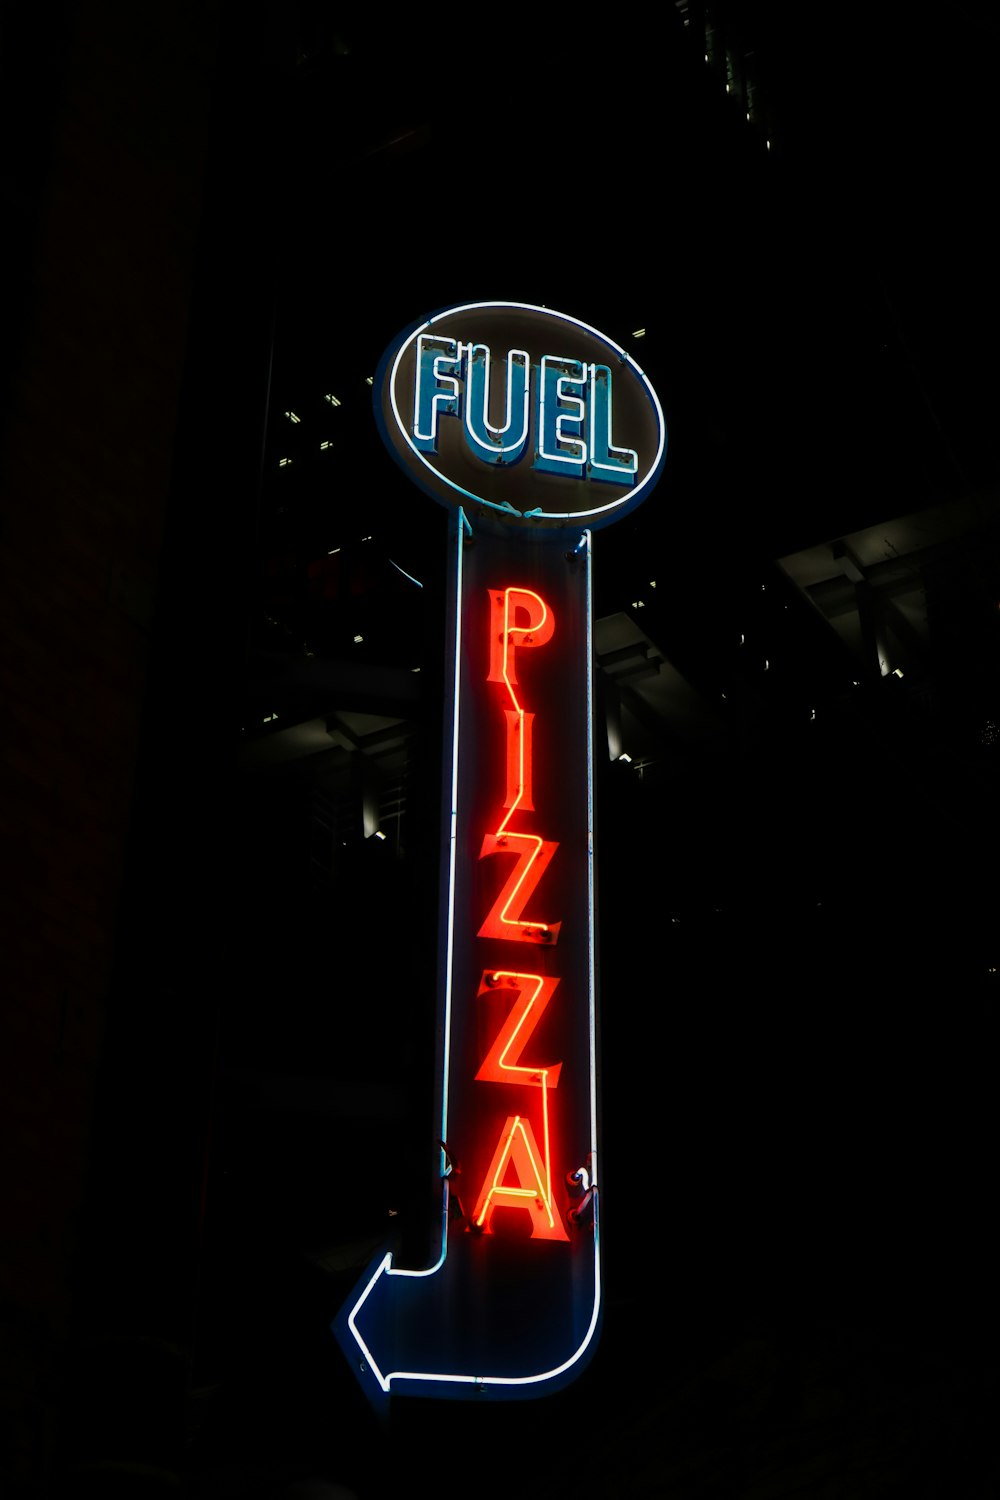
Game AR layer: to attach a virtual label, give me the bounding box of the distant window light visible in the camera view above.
[320,440,333,450]
[374,830,386,841]
[328,546,341,555]
[725,82,730,92]
[631,327,646,339]
[893,667,904,678]
[618,752,632,763]
[411,666,421,673]
[746,112,751,121]
[284,410,301,423]
[365,375,374,386]
[263,711,279,723]
[631,599,645,608]
[353,634,364,643]
[278,457,292,467]
[360,534,372,542]
[325,393,341,407]
[766,139,771,150]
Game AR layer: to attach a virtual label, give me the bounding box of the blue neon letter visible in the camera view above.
[587,364,637,485]
[413,334,462,453]
[533,356,587,479]
[463,344,530,467]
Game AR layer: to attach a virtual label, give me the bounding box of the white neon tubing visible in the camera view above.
[388,301,665,522]
[347,1189,601,1394]
[344,529,602,1397]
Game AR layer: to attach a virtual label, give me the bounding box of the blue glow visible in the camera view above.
[346,1187,601,1397]
[389,558,424,588]
[584,529,599,1189]
[438,510,465,1180]
[588,364,638,484]
[464,343,530,465]
[335,528,602,1403]
[534,355,587,478]
[384,301,666,529]
[413,334,461,452]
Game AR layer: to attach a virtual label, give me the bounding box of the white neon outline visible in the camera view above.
[412,333,461,448]
[588,363,638,481]
[347,1187,601,1396]
[342,530,601,1399]
[436,510,464,1216]
[464,344,531,461]
[584,531,599,1192]
[536,355,587,472]
[386,301,665,523]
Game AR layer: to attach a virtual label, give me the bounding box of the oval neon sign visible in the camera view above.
[375,300,666,530]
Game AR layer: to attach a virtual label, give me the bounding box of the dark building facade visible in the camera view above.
[2,3,998,1496]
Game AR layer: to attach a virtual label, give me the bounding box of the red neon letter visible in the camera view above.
[475,971,562,1089]
[504,708,535,811]
[478,834,561,943]
[487,587,555,687]
[490,587,553,828]
[471,1114,569,1241]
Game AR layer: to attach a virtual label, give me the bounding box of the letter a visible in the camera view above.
[471,1114,569,1241]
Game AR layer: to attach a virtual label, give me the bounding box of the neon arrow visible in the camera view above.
[334,1178,600,1406]
[333,510,601,1405]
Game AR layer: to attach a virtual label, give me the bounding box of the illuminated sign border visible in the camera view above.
[377,301,666,530]
[335,513,601,1401]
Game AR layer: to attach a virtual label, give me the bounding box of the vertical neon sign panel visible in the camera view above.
[334,301,665,1405]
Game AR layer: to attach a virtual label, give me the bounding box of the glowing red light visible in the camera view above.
[471,586,569,1241]
[479,587,560,941]
[475,971,562,1090]
[471,1114,569,1241]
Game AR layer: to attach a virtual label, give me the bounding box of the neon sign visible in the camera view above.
[471,586,567,1241]
[376,301,666,529]
[334,526,599,1401]
[412,339,637,487]
[472,970,564,1240]
[334,302,665,1407]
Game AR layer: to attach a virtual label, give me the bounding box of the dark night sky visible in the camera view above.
[18,6,995,1496]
